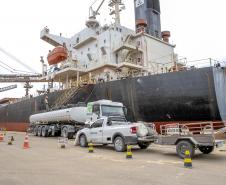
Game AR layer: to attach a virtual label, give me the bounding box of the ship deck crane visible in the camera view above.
[89,0,105,19]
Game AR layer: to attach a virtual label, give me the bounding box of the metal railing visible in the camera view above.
[148,58,226,75]
[160,121,225,136]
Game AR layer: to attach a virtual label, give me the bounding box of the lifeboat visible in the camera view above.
[47,46,68,65]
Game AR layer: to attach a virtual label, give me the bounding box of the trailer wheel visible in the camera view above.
[33,126,38,136]
[138,142,150,149]
[114,136,126,152]
[41,126,48,137]
[176,140,195,159]
[37,126,42,137]
[199,146,214,154]
[79,134,88,147]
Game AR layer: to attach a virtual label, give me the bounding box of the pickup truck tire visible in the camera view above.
[138,142,150,149]
[79,134,88,147]
[199,146,214,154]
[176,140,195,159]
[114,136,126,152]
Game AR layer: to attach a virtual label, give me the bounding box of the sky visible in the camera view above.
[0,0,226,99]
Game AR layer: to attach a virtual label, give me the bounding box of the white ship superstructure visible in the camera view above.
[40,0,177,89]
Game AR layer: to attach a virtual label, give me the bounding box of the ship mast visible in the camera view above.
[109,0,125,25]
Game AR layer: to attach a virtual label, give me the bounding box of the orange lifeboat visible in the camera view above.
[47,46,68,65]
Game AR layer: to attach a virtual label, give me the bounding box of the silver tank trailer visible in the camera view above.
[29,107,89,124]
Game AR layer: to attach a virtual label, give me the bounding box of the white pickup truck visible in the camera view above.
[75,116,155,152]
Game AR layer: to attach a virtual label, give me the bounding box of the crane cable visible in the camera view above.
[0,46,39,74]
[0,59,36,74]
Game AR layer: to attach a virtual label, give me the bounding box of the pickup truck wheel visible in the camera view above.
[114,136,126,152]
[79,134,88,147]
[176,140,195,159]
[138,142,150,149]
[199,146,214,154]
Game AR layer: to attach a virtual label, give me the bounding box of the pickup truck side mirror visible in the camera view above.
[107,120,112,126]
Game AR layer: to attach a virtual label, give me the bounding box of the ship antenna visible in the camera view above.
[108,0,125,25]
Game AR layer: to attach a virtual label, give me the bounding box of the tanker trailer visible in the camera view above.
[30,106,89,139]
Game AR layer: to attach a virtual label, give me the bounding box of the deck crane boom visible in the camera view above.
[89,0,105,19]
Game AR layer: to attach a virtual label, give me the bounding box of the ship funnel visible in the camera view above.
[134,0,161,38]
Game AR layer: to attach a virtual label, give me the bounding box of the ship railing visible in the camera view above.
[148,58,225,75]
[185,58,225,69]
[160,121,225,136]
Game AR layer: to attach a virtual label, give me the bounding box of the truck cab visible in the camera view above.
[87,100,127,121]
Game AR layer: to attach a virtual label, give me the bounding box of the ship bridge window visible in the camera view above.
[116,54,118,64]
[76,37,80,43]
[87,53,92,61]
[101,47,107,55]
[155,30,159,37]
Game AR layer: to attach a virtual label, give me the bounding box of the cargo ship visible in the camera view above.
[0,0,225,131]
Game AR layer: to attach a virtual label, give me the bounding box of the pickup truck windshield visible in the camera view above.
[101,105,125,117]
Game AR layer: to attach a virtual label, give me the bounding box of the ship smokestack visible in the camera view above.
[161,31,171,43]
[134,0,161,38]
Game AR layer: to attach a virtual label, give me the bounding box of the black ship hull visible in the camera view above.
[0,67,225,131]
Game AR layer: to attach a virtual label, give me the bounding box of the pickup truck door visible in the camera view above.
[89,119,104,143]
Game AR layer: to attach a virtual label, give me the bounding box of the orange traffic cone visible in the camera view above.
[0,133,4,142]
[23,134,30,149]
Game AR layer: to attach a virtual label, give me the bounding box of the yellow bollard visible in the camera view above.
[88,142,94,153]
[126,145,133,159]
[184,150,192,168]
[7,136,13,145]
